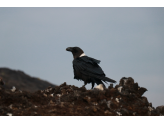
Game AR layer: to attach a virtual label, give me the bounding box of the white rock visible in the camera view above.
[94,84,105,91]
[122,78,128,85]
[116,112,122,116]
[92,102,98,106]
[9,104,12,109]
[115,98,119,103]
[57,94,62,97]
[106,101,111,109]
[148,106,154,111]
[117,86,123,93]
[11,86,16,92]
[7,113,12,116]
[50,93,54,97]
[43,93,47,97]
[133,112,136,116]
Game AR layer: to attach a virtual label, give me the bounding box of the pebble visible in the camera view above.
[11,86,16,92]
[116,112,122,116]
[104,110,112,115]
[92,107,97,112]
[43,93,47,97]
[7,113,12,116]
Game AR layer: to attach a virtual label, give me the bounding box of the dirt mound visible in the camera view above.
[0,77,163,116]
[0,68,56,92]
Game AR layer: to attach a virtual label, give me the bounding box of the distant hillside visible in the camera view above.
[0,68,56,92]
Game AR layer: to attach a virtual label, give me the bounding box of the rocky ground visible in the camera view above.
[0,77,164,116]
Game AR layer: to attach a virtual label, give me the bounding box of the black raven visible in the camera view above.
[66,47,116,89]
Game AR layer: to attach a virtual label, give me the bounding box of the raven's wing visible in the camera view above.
[73,56,116,83]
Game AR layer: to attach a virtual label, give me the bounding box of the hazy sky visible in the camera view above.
[0,7,164,107]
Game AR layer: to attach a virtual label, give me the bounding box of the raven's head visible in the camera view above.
[66,47,85,59]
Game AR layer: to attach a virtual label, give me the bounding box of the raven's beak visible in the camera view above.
[66,47,73,52]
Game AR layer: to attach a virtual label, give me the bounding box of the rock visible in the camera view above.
[133,112,137,116]
[0,76,162,116]
[115,98,119,103]
[34,105,38,108]
[69,104,73,108]
[9,104,12,109]
[156,105,164,114]
[141,96,149,106]
[49,100,53,104]
[133,83,139,91]
[43,93,47,97]
[0,78,4,85]
[104,110,113,115]
[60,82,67,87]
[108,84,113,89]
[149,103,152,107]
[148,106,154,111]
[94,84,105,90]
[56,94,62,97]
[92,107,97,112]
[83,96,91,103]
[61,89,67,95]
[137,87,147,97]
[117,86,123,93]
[116,111,122,116]
[50,93,54,97]
[106,100,112,109]
[92,102,98,106]
[120,108,129,115]
[79,86,86,92]
[110,88,117,95]
[100,99,106,104]
[60,102,65,107]
[127,77,134,85]
[119,77,134,88]
[6,113,12,116]
[11,86,16,92]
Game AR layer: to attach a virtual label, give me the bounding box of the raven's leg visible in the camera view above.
[82,81,87,87]
[91,82,95,89]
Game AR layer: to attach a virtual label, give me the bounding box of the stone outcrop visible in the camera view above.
[0,77,163,116]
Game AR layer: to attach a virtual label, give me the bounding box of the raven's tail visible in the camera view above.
[103,76,116,83]
[91,74,116,83]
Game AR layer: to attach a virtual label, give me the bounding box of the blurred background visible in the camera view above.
[0,7,164,107]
